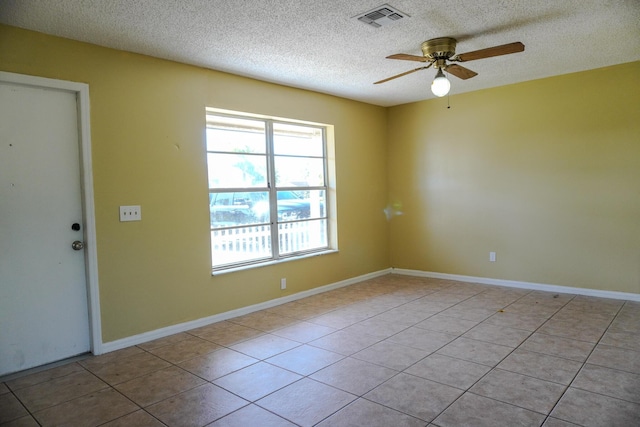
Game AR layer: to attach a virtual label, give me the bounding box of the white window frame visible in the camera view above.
[206,108,337,273]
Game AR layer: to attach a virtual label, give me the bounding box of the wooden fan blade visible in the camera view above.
[455,42,524,62]
[374,64,433,84]
[446,64,478,80]
[386,53,430,62]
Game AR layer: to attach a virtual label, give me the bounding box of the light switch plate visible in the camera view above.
[120,205,141,221]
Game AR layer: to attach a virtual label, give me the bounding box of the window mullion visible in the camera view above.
[265,120,280,259]
[321,127,330,242]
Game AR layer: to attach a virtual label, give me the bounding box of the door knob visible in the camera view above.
[71,241,84,251]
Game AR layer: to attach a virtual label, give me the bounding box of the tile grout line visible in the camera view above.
[6,362,107,426]
[307,285,540,425]
[416,288,578,425]
[4,386,40,426]
[78,355,162,427]
[331,285,537,424]
[539,297,626,426]
[211,284,449,424]
[4,278,638,426]
[117,290,630,426]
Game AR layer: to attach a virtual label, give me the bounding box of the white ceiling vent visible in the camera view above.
[356,4,408,28]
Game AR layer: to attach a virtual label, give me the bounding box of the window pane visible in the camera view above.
[207,153,267,188]
[211,225,272,267]
[210,191,268,228]
[206,117,266,153]
[273,123,323,156]
[277,190,325,222]
[274,156,325,187]
[279,219,327,255]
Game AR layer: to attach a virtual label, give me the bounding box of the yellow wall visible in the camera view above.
[0,25,390,342]
[388,61,640,294]
[2,24,639,344]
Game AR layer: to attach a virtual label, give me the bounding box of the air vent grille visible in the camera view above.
[355,4,408,28]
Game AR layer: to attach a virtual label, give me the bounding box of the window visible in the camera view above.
[206,109,334,271]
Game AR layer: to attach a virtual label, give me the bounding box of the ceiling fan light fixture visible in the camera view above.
[431,68,450,97]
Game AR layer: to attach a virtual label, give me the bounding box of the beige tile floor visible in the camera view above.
[2,275,640,426]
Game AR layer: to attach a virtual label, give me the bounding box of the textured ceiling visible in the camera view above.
[1,0,639,107]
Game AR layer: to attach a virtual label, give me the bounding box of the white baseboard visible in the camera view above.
[99,268,392,354]
[100,267,638,354]
[392,268,640,302]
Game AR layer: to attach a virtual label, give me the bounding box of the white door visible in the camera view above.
[0,81,91,376]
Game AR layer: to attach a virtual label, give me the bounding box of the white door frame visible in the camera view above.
[0,71,103,356]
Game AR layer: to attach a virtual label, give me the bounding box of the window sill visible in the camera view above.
[211,249,339,276]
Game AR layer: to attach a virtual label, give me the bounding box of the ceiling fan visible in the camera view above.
[374,37,525,96]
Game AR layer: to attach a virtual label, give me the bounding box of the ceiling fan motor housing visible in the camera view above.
[421,37,457,66]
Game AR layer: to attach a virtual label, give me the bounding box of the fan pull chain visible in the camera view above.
[446,69,451,109]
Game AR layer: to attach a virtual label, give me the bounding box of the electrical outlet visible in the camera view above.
[489,251,497,262]
[120,205,141,222]
[280,278,287,290]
